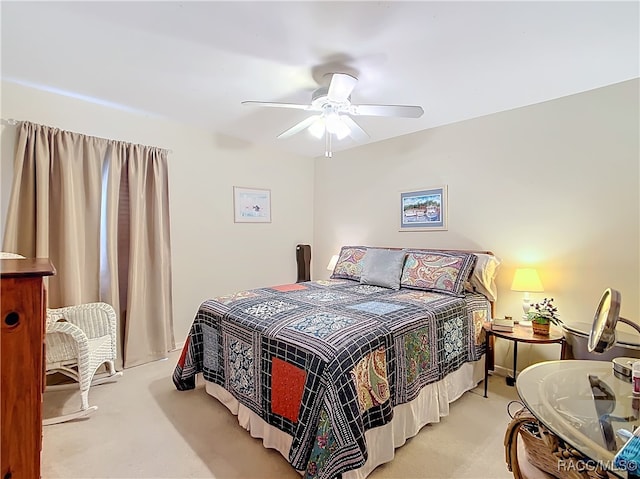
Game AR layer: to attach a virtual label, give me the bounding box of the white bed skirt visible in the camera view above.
[204,359,484,479]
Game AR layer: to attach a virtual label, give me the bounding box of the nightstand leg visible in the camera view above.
[484,332,489,398]
[506,342,518,387]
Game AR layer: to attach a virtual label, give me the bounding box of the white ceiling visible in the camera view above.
[2,1,638,158]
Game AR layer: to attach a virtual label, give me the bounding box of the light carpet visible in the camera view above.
[42,350,523,479]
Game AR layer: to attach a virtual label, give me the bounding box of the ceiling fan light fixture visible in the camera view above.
[308,118,325,139]
[325,113,350,140]
[334,125,350,141]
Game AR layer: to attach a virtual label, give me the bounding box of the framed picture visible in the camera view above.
[399,186,448,231]
[233,186,271,223]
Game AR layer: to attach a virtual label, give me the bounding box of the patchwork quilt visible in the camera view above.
[173,279,489,479]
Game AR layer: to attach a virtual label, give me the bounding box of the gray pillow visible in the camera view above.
[360,249,406,290]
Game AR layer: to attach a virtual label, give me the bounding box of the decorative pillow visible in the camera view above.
[400,250,477,296]
[465,253,501,302]
[360,249,406,290]
[330,246,367,281]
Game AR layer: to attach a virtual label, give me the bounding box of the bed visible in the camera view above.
[173,246,500,479]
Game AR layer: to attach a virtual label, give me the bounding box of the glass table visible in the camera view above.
[517,360,640,478]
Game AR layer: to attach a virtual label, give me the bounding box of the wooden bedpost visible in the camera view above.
[296,244,311,283]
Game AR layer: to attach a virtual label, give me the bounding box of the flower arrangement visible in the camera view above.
[527,297,561,325]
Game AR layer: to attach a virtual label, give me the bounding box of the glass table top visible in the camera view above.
[517,360,640,478]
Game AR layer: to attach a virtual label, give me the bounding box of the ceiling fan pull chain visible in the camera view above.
[325,132,332,158]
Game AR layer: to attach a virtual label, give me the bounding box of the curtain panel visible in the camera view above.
[3,121,175,368]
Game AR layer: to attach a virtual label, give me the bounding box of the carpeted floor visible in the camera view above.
[42,350,523,479]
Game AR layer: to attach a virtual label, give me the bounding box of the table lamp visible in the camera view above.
[511,268,544,319]
[326,254,339,272]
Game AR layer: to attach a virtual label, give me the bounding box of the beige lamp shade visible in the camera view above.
[510,268,544,292]
[326,254,339,271]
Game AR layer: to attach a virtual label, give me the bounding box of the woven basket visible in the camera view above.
[531,320,550,336]
[504,405,611,479]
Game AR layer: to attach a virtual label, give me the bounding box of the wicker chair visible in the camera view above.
[44,302,122,425]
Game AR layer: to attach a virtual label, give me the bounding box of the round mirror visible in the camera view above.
[588,288,622,353]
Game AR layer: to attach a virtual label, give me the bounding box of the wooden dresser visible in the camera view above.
[1,258,55,479]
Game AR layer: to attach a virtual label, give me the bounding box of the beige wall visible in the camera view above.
[0,81,315,343]
[313,79,639,372]
[2,79,638,373]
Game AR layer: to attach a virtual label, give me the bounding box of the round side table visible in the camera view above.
[483,321,566,397]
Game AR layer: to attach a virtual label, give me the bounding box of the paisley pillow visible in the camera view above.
[330,246,367,281]
[400,250,477,296]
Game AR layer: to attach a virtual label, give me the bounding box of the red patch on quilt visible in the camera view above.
[271,283,307,292]
[271,357,306,422]
[177,336,190,367]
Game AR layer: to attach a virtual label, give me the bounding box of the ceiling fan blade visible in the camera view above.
[277,115,321,139]
[327,73,358,103]
[350,104,424,118]
[340,116,369,143]
[242,101,313,111]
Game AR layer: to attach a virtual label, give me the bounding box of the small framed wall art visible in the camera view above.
[399,185,448,231]
[233,186,271,223]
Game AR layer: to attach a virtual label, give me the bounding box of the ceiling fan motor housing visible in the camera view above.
[312,86,351,110]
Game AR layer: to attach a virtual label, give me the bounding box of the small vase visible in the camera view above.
[532,320,550,336]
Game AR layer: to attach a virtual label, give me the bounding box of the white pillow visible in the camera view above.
[467,253,501,302]
[0,252,25,259]
[360,249,406,290]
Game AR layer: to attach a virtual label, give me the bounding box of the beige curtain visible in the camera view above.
[3,121,175,368]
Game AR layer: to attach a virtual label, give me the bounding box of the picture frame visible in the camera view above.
[399,186,448,231]
[233,186,271,223]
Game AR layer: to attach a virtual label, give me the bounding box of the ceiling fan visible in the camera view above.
[242,73,424,158]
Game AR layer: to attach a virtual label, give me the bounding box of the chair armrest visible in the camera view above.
[47,302,117,341]
[46,320,90,361]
